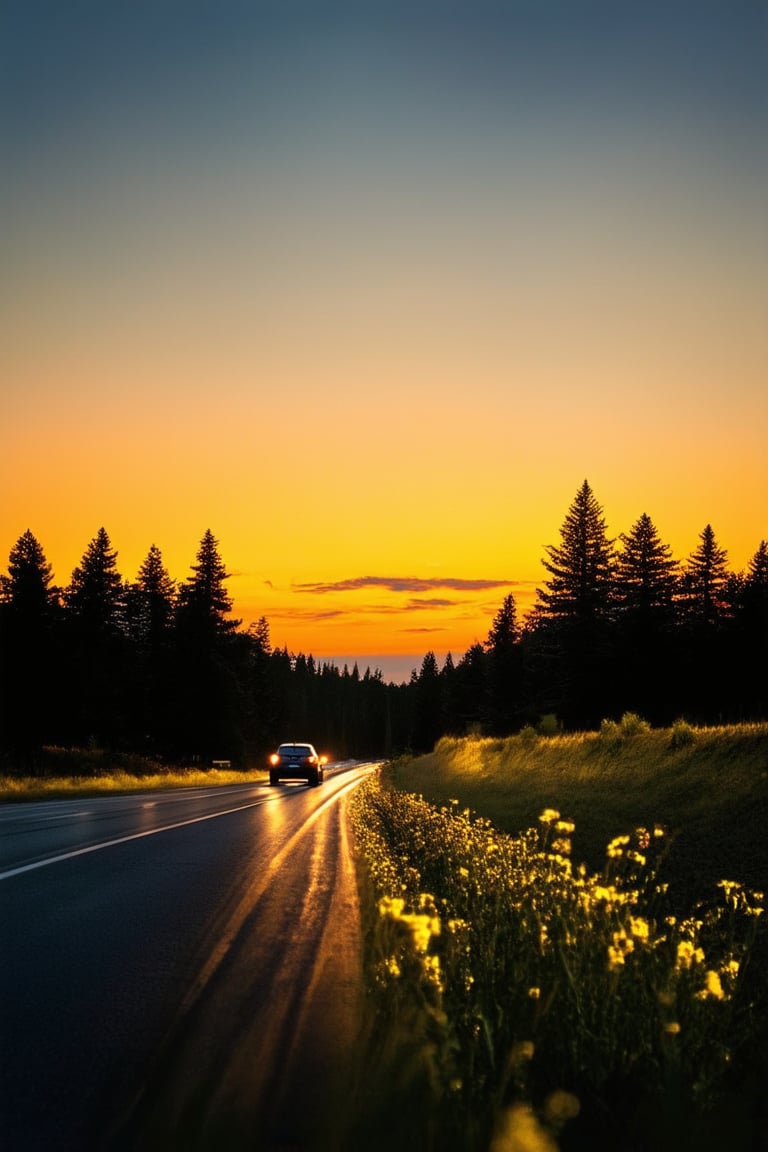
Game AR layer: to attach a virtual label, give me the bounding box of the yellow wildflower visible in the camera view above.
[628,916,650,941]
[539,808,560,824]
[676,940,705,971]
[696,969,726,1001]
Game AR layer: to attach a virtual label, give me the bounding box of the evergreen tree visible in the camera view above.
[452,643,488,735]
[176,529,239,638]
[65,527,124,634]
[614,514,679,623]
[613,514,680,722]
[679,524,730,625]
[130,544,176,648]
[61,528,129,747]
[536,480,615,624]
[532,481,617,727]
[0,530,56,613]
[172,531,243,764]
[123,545,177,754]
[0,531,60,759]
[411,651,443,752]
[677,525,732,721]
[485,594,522,734]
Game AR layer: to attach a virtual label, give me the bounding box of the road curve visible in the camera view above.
[0,764,376,1151]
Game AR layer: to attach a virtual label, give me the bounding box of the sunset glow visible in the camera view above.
[2,2,766,682]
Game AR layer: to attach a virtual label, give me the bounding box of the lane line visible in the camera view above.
[0,797,272,882]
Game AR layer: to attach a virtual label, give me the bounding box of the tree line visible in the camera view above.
[1,481,766,773]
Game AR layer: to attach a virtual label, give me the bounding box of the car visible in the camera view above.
[269,743,328,787]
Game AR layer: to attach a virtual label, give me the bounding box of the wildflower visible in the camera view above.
[555,820,575,835]
[626,850,646,867]
[607,835,630,858]
[539,808,560,824]
[676,940,705,970]
[378,896,405,919]
[636,827,651,850]
[664,1021,681,1035]
[400,912,438,952]
[608,929,634,971]
[628,916,650,941]
[696,969,726,1001]
[528,987,541,1000]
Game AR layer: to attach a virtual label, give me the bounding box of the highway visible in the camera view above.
[0,763,376,1151]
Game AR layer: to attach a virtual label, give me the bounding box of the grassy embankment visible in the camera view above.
[0,747,267,802]
[391,718,768,904]
[346,718,768,1152]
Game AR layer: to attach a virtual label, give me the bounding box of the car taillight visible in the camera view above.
[307,755,317,764]
[270,753,279,765]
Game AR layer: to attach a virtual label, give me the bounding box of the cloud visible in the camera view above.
[294,575,516,595]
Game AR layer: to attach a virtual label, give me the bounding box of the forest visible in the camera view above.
[1,481,766,774]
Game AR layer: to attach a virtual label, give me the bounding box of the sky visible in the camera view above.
[2,1,766,684]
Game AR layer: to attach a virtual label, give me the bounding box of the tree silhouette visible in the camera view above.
[172,531,243,763]
[62,528,129,747]
[533,481,617,726]
[123,545,177,754]
[65,527,124,634]
[680,524,730,625]
[0,531,60,760]
[615,514,679,624]
[176,529,239,638]
[412,651,443,751]
[536,480,615,626]
[485,594,521,733]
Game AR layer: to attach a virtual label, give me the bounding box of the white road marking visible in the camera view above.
[0,797,271,882]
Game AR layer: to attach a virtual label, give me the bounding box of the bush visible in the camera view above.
[670,719,696,749]
[537,714,562,737]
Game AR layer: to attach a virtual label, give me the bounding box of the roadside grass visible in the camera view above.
[346,720,768,1151]
[0,747,267,802]
[389,720,768,905]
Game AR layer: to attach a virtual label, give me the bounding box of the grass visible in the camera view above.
[0,747,267,802]
[345,720,768,1152]
[389,720,768,906]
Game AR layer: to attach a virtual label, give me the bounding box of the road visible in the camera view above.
[0,763,376,1152]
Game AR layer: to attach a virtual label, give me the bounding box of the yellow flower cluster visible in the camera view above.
[348,771,764,1130]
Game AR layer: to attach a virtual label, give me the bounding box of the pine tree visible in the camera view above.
[61,528,128,747]
[65,527,124,634]
[613,514,680,723]
[536,480,615,624]
[412,651,443,751]
[614,513,679,624]
[532,482,617,727]
[135,544,176,644]
[0,530,55,612]
[176,529,239,638]
[0,531,59,757]
[680,524,730,624]
[172,531,243,763]
[485,594,521,734]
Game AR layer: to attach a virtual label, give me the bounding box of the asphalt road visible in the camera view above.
[0,763,376,1152]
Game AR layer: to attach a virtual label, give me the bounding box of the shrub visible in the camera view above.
[670,719,696,749]
[537,714,562,737]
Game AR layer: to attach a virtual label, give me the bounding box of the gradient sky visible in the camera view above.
[2,1,767,683]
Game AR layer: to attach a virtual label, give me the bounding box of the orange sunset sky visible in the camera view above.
[2,3,766,683]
